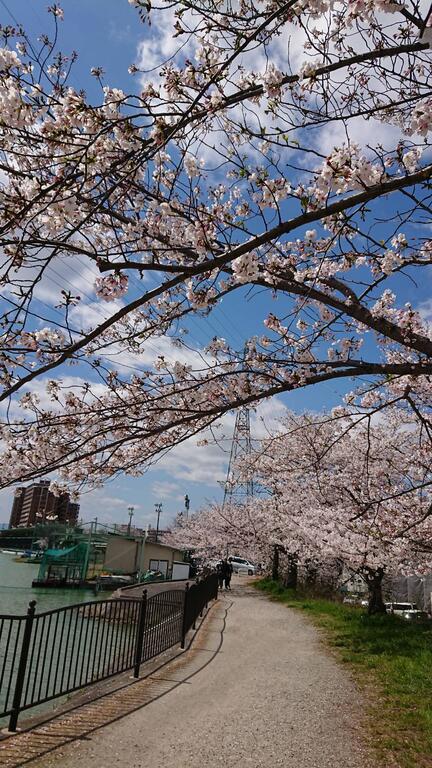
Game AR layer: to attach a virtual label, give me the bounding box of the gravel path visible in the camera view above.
[35,580,373,768]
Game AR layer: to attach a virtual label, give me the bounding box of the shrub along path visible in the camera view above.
[24,578,372,768]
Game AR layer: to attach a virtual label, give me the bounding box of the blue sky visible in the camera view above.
[0,0,429,528]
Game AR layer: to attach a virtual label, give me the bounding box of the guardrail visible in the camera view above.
[0,573,218,732]
[118,577,189,593]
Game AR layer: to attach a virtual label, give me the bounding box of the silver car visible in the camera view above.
[229,556,256,575]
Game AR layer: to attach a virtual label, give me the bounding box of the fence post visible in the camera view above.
[180,582,190,649]
[9,600,36,732]
[191,584,197,630]
[133,590,147,679]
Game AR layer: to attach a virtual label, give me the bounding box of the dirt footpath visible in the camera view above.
[33,580,373,768]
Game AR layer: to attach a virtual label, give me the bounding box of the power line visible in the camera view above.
[0,0,21,27]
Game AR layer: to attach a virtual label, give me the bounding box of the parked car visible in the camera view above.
[385,602,428,620]
[228,556,256,575]
[342,594,368,607]
[401,610,429,621]
[385,601,417,615]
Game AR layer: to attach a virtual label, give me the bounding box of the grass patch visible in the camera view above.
[255,578,432,768]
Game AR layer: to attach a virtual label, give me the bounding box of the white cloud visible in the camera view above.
[68,295,126,328]
[0,375,108,421]
[87,492,141,511]
[250,398,289,438]
[136,6,194,88]
[76,488,142,525]
[418,298,432,323]
[151,480,184,501]
[1,251,100,311]
[317,113,403,157]
[36,256,100,306]
[157,397,289,485]
[76,484,184,529]
[161,433,229,485]
[417,297,432,338]
[96,334,208,374]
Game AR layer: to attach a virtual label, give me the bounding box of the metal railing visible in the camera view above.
[0,573,218,731]
[181,576,219,647]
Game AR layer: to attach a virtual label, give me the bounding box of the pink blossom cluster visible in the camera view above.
[94,274,129,302]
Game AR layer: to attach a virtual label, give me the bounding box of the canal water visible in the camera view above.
[0,551,103,615]
[0,551,115,728]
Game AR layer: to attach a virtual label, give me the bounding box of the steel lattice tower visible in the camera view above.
[223,406,254,506]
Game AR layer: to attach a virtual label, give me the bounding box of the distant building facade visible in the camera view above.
[113,523,146,537]
[9,481,80,528]
[146,527,170,543]
[111,524,170,542]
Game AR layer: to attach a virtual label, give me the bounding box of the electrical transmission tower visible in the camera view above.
[223,406,254,507]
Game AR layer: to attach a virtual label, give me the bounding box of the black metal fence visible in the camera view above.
[180,577,219,647]
[0,574,218,732]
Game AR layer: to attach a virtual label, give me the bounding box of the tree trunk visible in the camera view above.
[272,545,280,581]
[283,553,298,589]
[305,558,317,586]
[365,567,386,614]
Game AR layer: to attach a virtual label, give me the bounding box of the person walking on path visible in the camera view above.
[223,558,233,590]
[216,560,224,590]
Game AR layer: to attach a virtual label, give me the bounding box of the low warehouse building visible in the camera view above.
[104,535,185,579]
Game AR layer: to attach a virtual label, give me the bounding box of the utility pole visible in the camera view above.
[184,494,190,518]
[155,503,162,542]
[82,520,94,583]
[137,529,147,581]
[127,506,134,536]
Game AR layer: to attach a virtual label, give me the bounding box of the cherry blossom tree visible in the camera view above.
[165,501,274,565]
[169,406,432,612]
[0,1,432,488]
[251,409,432,611]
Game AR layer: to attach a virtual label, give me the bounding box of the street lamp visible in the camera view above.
[155,502,162,542]
[127,506,134,536]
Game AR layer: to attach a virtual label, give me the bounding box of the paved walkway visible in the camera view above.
[8,580,373,768]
